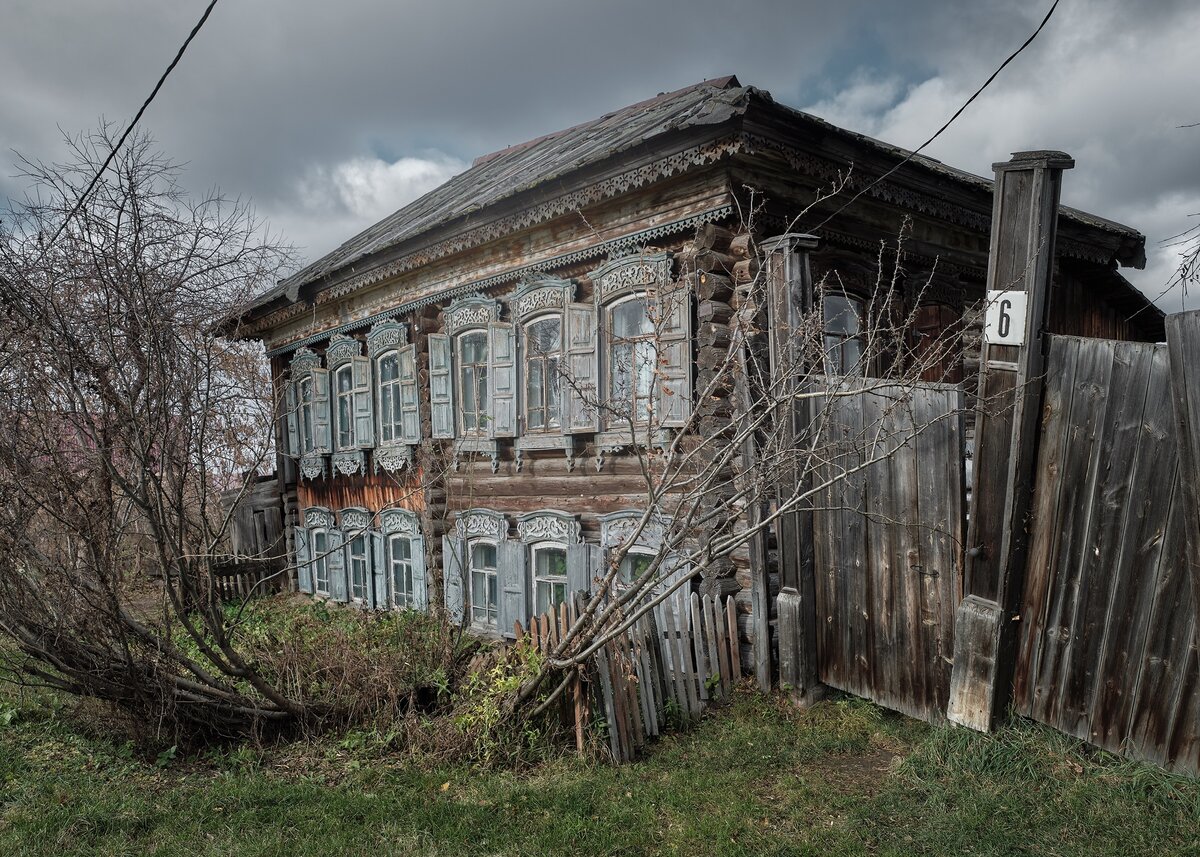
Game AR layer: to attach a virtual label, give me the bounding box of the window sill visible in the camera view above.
[514,433,577,470]
[592,429,674,470]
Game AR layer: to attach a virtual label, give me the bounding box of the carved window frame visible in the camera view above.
[338,506,374,607]
[326,334,369,476]
[508,277,578,468]
[290,348,328,481]
[517,510,581,615]
[304,506,337,596]
[367,321,417,473]
[380,508,423,611]
[444,296,502,463]
[455,508,506,630]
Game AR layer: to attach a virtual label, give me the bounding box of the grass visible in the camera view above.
[2,679,1197,857]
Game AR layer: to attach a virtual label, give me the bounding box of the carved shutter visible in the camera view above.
[411,533,428,612]
[442,534,464,623]
[311,367,332,453]
[328,529,348,602]
[294,526,313,593]
[429,333,455,439]
[398,344,421,444]
[372,531,387,609]
[487,321,517,438]
[566,542,600,597]
[657,282,693,428]
[352,355,375,449]
[284,380,300,457]
[497,539,529,639]
[564,303,599,433]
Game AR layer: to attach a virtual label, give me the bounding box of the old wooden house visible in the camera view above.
[228,75,1161,669]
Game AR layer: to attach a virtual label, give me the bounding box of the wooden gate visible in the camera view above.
[1014,335,1200,772]
[808,381,965,722]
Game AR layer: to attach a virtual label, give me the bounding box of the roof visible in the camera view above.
[239,75,1149,322]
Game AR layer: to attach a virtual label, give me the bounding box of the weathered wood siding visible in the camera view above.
[1014,335,1200,774]
[810,381,965,722]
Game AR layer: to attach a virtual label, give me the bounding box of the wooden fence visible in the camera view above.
[210,557,288,603]
[1014,335,1199,773]
[807,381,965,723]
[517,593,742,763]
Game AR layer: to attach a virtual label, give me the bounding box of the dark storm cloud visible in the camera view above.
[2,0,1196,305]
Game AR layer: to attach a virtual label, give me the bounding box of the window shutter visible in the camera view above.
[398,344,421,444]
[657,282,693,428]
[284,380,300,457]
[487,321,517,438]
[311,367,332,453]
[328,529,348,602]
[371,531,387,609]
[429,333,455,439]
[497,539,529,639]
[352,355,375,449]
[564,303,599,433]
[411,533,428,612]
[566,542,600,597]
[442,534,464,623]
[294,526,313,593]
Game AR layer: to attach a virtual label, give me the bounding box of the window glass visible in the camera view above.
[349,533,369,602]
[470,541,498,627]
[459,331,488,433]
[823,295,864,375]
[609,297,656,423]
[312,529,330,594]
[533,545,568,614]
[389,535,414,608]
[298,376,314,453]
[618,551,653,586]
[378,353,402,443]
[336,364,355,448]
[525,317,562,430]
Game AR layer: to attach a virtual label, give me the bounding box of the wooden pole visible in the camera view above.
[947,150,1074,732]
[761,233,824,705]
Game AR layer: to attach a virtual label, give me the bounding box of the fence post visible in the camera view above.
[947,150,1074,731]
[762,232,824,704]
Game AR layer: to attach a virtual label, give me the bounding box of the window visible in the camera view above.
[532,543,568,614]
[525,317,562,431]
[335,363,355,449]
[469,541,499,627]
[608,296,657,423]
[458,331,489,434]
[298,375,314,453]
[377,351,402,444]
[312,528,331,595]
[618,550,654,586]
[823,295,864,375]
[388,535,415,609]
[347,531,370,603]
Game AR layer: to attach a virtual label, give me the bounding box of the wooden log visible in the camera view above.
[729,233,754,259]
[697,273,734,303]
[698,323,732,350]
[698,298,734,324]
[692,249,736,275]
[732,258,759,284]
[693,222,735,252]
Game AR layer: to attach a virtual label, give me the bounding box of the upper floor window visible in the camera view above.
[458,330,489,435]
[285,348,330,479]
[377,351,402,443]
[297,375,315,453]
[336,363,356,449]
[822,294,864,375]
[367,321,420,472]
[325,335,374,476]
[608,296,657,424]
[525,316,562,431]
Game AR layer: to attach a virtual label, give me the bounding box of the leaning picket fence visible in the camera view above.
[517,592,742,763]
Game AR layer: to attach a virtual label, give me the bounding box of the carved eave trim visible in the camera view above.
[290,346,322,377]
[303,506,335,529]
[589,251,673,304]
[455,508,507,542]
[445,296,501,335]
[338,506,373,533]
[599,509,668,551]
[516,510,581,545]
[325,334,362,368]
[380,508,420,537]
[263,206,735,358]
[508,276,575,323]
[366,321,408,357]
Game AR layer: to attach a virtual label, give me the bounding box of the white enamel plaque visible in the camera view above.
[984,290,1027,346]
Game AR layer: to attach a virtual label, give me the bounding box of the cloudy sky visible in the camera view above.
[2,0,1196,309]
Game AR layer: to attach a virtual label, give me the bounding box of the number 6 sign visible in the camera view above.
[984,290,1028,346]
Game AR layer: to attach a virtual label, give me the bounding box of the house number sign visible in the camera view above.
[984,290,1028,346]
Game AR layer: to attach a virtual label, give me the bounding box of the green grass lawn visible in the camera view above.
[1,680,1197,857]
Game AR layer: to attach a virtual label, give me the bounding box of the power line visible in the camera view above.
[813,0,1061,232]
[40,0,221,252]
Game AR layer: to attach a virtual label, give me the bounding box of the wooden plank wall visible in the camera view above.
[1014,335,1200,774]
[810,381,965,723]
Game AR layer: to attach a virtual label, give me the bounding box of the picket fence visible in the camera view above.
[516,592,742,762]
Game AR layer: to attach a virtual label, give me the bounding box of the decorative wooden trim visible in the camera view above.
[303,506,335,529]
[338,507,372,533]
[599,509,667,551]
[508,276,575,323]
[516,510,581,545]
[379,508,420,537]
[325,334,362,367]
[454,508,507,542]
[366,321,408,356]
[289,346,322,376]
[588,252,673,304]
[373,443,414,474]
[444,296,501,335]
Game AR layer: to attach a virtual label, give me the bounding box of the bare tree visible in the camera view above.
[0,127,305,739]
